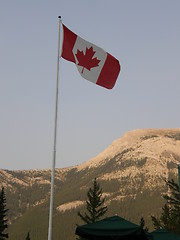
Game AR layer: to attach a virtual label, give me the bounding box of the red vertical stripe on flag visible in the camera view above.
[96,53,120,89]
[61,24,120,89]
[61,25,77,63]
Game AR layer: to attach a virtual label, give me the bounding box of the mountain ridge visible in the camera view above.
[1,128,180,240]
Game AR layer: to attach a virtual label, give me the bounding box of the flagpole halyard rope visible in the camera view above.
[48,16,62,240]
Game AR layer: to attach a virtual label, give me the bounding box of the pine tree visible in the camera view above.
[151,179,180,233]
[151,204,173,230]
[26,232,30,240]
[78,178,108,224]
[140,217,148,232]
[164,179,180,233]
[0,187,8,240]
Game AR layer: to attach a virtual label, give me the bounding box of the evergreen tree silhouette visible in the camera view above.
[0,187,8,240]
[78,178,108,224]
[26,232,30,240]
[152,179,180,233]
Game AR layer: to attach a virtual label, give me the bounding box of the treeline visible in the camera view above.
[1,177,180,240]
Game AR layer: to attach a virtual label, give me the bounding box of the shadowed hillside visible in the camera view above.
[1,128,180,240]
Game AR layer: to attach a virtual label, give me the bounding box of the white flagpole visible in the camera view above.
[48,16,62,240]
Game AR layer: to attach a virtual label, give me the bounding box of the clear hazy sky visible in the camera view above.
[1,1,180,170]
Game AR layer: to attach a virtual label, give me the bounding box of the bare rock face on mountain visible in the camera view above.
[75,129,180,216]
[1,128,180,240]
[77,129,180,190]
[78,128,180,170]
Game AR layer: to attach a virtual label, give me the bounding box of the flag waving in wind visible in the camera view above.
[61,24,120,89]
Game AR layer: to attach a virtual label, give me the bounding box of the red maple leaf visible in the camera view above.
[75,46,101,74]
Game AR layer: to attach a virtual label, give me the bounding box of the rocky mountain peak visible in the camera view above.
[76,128,180,171]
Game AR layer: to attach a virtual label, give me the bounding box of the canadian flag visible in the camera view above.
[61,24,120,89]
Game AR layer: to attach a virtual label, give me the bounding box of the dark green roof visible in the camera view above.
[151,229,180,240]
[76,216,152,240]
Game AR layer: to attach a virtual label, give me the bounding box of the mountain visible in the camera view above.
[1,128,180,240]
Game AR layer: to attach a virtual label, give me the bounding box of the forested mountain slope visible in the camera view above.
[1,128,180,240]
